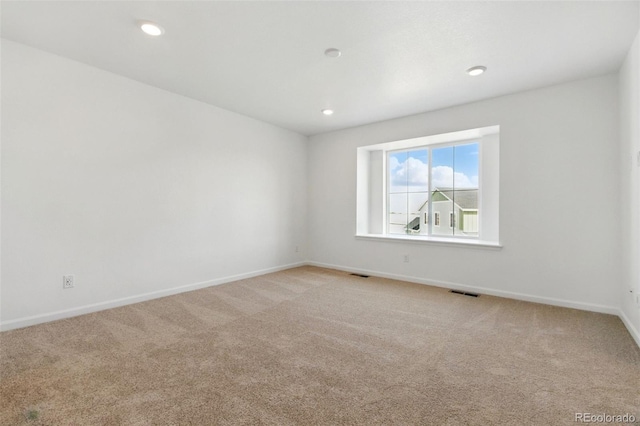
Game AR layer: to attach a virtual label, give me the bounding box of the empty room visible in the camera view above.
[1,1,639,425]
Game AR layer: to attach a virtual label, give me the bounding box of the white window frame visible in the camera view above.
[355,125,501,248]
[386,140,478,239]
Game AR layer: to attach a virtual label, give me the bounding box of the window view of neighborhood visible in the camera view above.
[388,142,479,237]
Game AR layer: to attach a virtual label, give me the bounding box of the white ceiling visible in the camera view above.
[2,1,639,136]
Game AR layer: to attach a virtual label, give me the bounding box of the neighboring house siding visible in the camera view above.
[424,189,479,236]
[461,210,478,234]
[406,188,478,236]
[431,200,454,236]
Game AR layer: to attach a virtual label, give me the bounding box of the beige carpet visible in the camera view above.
[1,266,639,425]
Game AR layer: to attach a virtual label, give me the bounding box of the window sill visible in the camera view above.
[355,233,502,249]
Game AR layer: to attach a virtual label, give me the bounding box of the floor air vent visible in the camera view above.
[350,273,370,278]
[450,290,479,297]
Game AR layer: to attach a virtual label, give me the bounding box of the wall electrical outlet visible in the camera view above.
[63,275,75,289]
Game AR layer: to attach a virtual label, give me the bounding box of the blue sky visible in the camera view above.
[389,142,479,191]
[432,143,478,179]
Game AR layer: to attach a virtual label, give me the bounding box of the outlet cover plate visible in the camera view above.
[63,275,75,289]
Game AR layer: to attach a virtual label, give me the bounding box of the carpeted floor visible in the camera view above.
[1,266,639,425]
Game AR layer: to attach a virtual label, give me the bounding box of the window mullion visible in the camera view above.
[404,153,408,235]
[452,145,456,236]
[428,147,432,236]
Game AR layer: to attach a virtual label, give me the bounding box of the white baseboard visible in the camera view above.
[0,262,306,332]
[307,261,621,316]
[618,309,640,349]
[309,261,640,349]
[4,260,638,351]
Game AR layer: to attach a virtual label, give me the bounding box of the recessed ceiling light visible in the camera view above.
[139,21,164,36]
[322,109,334,116]
[324,48,341,58]
[466,66,486,76]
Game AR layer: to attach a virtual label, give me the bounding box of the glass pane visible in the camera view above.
[405,149,429,193]
[431,146,454,190]
[388,151,408,193]
[453,143,479,236]
[388,193,408,234]
[408,192,429,235]
[431,146,454,236]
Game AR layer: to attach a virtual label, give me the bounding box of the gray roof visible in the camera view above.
[433,188,478,210]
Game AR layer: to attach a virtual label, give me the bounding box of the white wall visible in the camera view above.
[619,29,640,346]
[1,40,308,329]
[2,35,636,343]
[308,74,621,313]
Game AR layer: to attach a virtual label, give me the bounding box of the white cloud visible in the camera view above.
[390,157,428,190]
[431,166,477,189]
[389,156,400,171]
[391,158,477,191]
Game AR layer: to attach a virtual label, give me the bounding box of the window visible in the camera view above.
[356,125,500,246]
[387,141,479,238]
